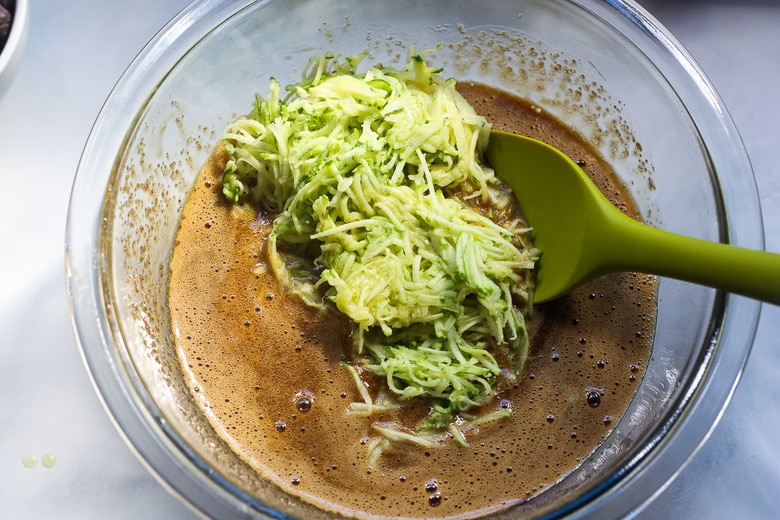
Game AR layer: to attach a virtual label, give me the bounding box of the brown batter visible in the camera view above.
[168,84,656,518]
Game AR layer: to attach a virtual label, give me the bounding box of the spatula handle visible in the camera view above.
[604,214,780,306]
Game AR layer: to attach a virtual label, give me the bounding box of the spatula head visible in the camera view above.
[485,130,611,303]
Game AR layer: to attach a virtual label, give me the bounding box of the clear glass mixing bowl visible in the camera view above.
[66,0,762,518]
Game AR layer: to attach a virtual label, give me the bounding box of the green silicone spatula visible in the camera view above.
[485,130,780,305]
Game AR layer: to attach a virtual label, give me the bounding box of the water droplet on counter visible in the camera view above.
[22,454,37,468]
[42,453,57,468]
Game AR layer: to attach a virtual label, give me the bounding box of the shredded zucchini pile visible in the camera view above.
[222,50,537,454]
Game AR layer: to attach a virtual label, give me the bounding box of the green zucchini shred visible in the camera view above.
[221,49,537,453]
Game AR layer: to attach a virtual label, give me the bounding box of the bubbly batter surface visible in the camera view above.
[168,84,656,518]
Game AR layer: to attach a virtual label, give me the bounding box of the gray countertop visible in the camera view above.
[1,1,777,518]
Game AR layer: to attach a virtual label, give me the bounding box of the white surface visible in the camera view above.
[0,1,777,518]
